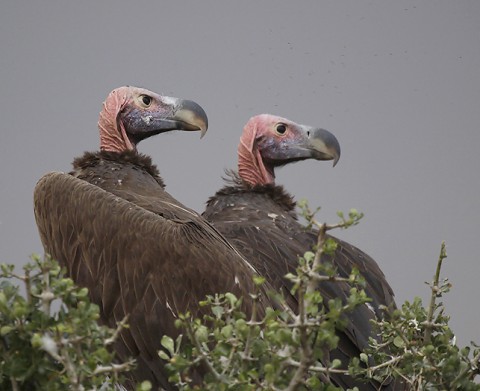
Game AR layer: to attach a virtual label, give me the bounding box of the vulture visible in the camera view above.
[33,87,276,390]
[203,114,400,390]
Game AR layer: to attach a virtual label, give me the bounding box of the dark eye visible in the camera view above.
[140,95,152,106]
[275,123,287,135]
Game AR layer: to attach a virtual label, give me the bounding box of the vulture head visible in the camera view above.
[238,114,340,185]
[99,86,208,152]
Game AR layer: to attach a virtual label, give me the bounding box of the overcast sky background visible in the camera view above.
[1,2,479,347]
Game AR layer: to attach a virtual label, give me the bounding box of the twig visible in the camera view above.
[424,241,447,344]
[365,355,403,372]
[10,376,19,391]
[242,289,257,362]
[284,285,311,391]
[184,318,225,384]
[284,222,329,391]
[23,269,33,305]
[308,272,351,283]
[105,316,129,346]
[285,358,350,375]
[309,222,327,294]
[93,361,134,376]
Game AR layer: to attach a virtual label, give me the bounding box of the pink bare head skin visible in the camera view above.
[99,86,133,152]
[98,86,209,153]
[238,114,289,185]
[238,114,341,186]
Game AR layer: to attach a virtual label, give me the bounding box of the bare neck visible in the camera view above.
[98,89,134,152]
[237,131,275,186]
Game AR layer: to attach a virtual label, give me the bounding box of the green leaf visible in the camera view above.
[331,359,342,369]
[225,292,238,306]
[393,336,405,348]
[304,251,315,262]
[0,325,13,336]
[221,324,233,339]
[212,305,224,318]
[137,380,152,391]
[158,350,170,361]
[31,333,43,348]
[264,363,275,383]
[0,291,7,304]
[195,325,209,343]
[360,353,369,364]
[306,375,321,388]
[284,272,297,282]
[253,275,266,285]
[161,335,175,356]
[13,302,28,318]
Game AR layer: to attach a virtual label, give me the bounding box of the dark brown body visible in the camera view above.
[34,152,274,390]
[203,173,400,390]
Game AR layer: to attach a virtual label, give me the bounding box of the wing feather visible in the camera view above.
[203,189,400,390]
[34,172,273,389]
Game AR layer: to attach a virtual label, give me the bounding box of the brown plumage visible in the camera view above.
[33,88,274,390]
[203,114,400,390]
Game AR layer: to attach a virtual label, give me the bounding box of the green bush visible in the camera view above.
[2,207,478,390]
[159,208,480,390]
[0,255,136,390]
[350,242,480,389]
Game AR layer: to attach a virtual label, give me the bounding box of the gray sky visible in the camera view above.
[1,2,479,348]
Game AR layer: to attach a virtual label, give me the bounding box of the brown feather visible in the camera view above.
[34,154,275,390]
[203,171,401,390]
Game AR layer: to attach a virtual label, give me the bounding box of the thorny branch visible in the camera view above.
[284,213,357,391]
[184,315,225,384]
[424,241,447,344]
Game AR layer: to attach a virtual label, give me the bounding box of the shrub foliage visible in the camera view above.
[1,206,479,390]
[0,255,136,391]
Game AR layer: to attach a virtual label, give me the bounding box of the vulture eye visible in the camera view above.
[275,123,287,135]
[140,95,152,107]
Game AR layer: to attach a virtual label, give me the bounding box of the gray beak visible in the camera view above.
[171,99,209,138]
[306,127,341,166]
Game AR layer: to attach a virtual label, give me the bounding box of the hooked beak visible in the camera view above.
[306,127,341,167]
[171,99,209,138]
